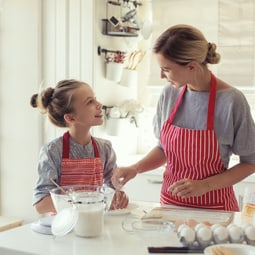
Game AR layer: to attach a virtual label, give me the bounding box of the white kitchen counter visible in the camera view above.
[0,201,246,255]
[0,201,218,255]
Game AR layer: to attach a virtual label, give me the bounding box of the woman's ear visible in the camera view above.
[64,114,75,124]
[187,61,197,70]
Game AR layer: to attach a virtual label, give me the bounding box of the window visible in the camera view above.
[137,0,255,154]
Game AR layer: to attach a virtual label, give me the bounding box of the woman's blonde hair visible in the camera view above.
[153,24,220,66]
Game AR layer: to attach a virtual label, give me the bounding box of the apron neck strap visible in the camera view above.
[62,131,70,158]
[62,131,100,158]
[206,73,217,130]
[167,72,217,130]
[91,137,100,157]
[167,85,187,124]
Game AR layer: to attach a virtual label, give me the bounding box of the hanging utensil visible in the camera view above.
[127,51,135,70]
[131,50,146,70]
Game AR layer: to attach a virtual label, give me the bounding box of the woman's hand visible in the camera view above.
[111,166,138,190]
[168,178,210,198]
[109,190,129,210]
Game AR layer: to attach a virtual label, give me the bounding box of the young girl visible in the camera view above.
[30,79,128,214]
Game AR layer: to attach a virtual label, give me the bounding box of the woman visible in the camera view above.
[112,24,255,211]
[31,79,128,214]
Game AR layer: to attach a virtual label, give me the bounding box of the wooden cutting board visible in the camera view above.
[0,216,23,232]
[142,206,234,226]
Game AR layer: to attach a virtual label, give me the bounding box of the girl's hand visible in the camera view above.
[109,190,129,210]
[168,178,210,198]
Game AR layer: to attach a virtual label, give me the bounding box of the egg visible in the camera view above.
[175,220,185,229]
[196,226,213,247]
[212,225,229,244]
[179,226,196,246]
[177,224,189,237]
[210,223,222,232]
[228,225,245,243]
[194,223,206,232]
[186,219,198,228]
[240,222,253,230]
[244,225,255,245]
[226,223,236,231]
[201,221,211,227]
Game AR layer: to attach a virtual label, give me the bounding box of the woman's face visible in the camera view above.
[68,85,103,128]
[156,54,190,88]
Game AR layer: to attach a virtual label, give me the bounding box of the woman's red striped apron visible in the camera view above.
[60,131,103,187]
[160,74,239,211]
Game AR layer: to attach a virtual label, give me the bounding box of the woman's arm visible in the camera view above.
[112,146,166,189]
[206,162,255,191]
[169,162,255,198]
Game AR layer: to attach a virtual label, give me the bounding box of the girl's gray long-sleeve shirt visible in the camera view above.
[33,136,116,205]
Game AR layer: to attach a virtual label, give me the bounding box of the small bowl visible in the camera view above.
[131,219,175,245]
[204,243,255,255]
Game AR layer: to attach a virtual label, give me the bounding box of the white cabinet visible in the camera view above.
[124,168,164,203]
[234,176,255,210]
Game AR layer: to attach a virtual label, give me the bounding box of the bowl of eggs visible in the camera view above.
[177,222,255,248]
[204,243,255,255]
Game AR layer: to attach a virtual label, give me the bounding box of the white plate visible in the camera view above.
[31,222,52,235]
[204,243,255,255]
[30,215,55,235]
[107,203,138,216]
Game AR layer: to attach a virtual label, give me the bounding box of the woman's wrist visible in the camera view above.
[204,179,212,192]
[132,163,140,174]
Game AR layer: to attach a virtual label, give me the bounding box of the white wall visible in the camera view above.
[41,0,94,142]
[0,0,42,222]
[0,0,94,223]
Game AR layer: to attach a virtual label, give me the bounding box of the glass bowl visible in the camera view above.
[50,184,114,213]
[130,219,175,246]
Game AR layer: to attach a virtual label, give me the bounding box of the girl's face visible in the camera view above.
[156,54,191,88]
[68,85,103,128]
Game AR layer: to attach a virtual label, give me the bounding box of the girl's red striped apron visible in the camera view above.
[160,73,239,211]
[60,131,103,187]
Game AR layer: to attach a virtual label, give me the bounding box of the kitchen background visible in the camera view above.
[0,0,255,223]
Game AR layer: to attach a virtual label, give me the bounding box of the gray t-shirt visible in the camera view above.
[33,136,116,205]
[154,85,255,167]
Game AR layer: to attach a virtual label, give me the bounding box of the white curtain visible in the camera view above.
[149,0,255,89]
[218,0,255,87]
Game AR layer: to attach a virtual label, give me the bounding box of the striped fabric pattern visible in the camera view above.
[159,73,239,211]
[60,157,103,186]
[160,123,238,211]
[60,131,104,187]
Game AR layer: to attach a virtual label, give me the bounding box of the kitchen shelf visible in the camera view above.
[101,19,139,37]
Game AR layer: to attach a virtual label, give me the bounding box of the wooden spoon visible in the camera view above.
[131,50,145,70]
[127,51,136,70]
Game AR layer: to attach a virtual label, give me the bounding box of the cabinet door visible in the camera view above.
[234,181,255,210]
[124,174,162,202]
